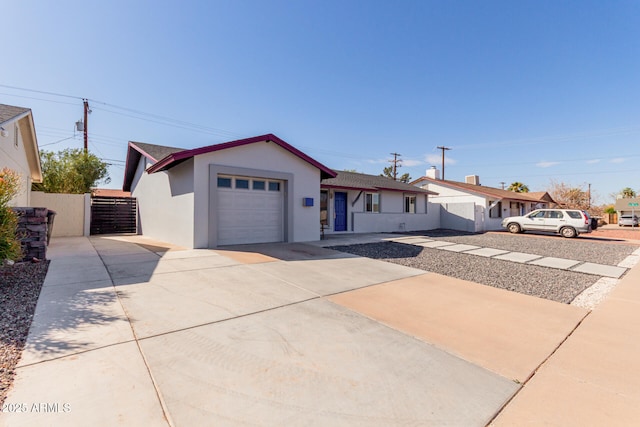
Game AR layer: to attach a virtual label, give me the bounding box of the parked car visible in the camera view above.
[502,209,592,238]
[618,215,639,227]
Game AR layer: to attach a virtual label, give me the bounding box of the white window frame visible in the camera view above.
[365,192,380,213]
[404,195,416,213]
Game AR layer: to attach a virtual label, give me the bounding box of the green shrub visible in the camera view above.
[0,168,23,262]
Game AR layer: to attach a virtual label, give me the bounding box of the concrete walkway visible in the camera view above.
[1,235,639,425]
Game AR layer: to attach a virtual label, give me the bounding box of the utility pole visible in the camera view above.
[83,99,89,153]
[389,152,402,180]
[436,146,451,180]
[588,183,591,209]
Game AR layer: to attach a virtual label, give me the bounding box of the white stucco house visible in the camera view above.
[320,171,438,235]
[412,168,555,232]
[0,104,42,206]
[123,134,441,248]
[123,134,338,248]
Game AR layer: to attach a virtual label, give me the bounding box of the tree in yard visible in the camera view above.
[620,187,637,198]
[546,180,590,210]
[381,166,411,183]
[0,168,23,261]
[507,182,530,193]
[33,148,110,194]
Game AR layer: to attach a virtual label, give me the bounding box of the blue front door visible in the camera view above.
[334,192,347,231]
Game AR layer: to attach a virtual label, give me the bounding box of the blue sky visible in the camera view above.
[2,0,638,204]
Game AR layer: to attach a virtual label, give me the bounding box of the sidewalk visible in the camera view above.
[2,235,640,425]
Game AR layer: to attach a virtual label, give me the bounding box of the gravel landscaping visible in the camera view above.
[0,261,49,406]
[403,229,638,265]
[329,231,640,305]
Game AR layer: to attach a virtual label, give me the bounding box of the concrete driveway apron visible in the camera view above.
[2,236,586,426]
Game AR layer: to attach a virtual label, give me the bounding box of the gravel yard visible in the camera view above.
[329,231,640,305]
[405,230,638,265]
[0,261,49,406]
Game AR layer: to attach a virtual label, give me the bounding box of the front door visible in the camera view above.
[334,192,347,231]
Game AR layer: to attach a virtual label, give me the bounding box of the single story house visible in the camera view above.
[0,104,42,206]
[320,171,438,235]
[123,134,336,248]
[615,197,640,217]
[411,168,555,232]
[123,134,441,248]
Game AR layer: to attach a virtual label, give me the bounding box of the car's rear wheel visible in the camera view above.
[560,226,577,238]
[507,223,521,234]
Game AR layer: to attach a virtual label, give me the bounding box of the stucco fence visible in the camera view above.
[30,191,91,237]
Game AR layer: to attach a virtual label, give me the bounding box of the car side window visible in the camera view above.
[529,211,545,218]
[566,211,581,219]
[548,211,563,219]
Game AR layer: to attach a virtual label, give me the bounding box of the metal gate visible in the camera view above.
[90,196,137,235]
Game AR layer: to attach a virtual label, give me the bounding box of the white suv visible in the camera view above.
[502,209,592,238]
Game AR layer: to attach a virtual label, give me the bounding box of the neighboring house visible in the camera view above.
[615,197,640,217]
[92,189,131,197]
[412,168,555,232]
[320,171,438,234]
[123,134,336,248]
[0,104,42,206]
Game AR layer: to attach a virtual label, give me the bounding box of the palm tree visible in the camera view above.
[621,187,636,198]
[507,182,530,193]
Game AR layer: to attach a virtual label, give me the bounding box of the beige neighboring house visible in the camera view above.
[412,167,555,232]
[615,197,640,217]
[0,104,42,206]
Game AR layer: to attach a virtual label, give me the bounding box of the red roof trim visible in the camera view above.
[146,134,337,178]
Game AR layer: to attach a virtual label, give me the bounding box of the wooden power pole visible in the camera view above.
[83,99,89,153]
[389,152,402,180]
[436,146,451,180]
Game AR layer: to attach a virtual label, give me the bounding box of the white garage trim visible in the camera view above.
[208,165,294,247]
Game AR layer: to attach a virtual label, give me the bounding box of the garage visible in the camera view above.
[216,175,285,245]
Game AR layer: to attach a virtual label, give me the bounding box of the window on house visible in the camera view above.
[365,193,380,213]
[489,201,502,218]
[268,182,281,191]
[404,195,416,213]
[253,180,265,190]
[236,179,250,189]
[217,177,232,188]
[320,190,328,226]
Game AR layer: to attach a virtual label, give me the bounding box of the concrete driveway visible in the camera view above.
[2,235,591,426]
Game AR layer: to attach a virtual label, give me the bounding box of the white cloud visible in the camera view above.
[365,158,389,164]
[425,154,457,165]
[610,157,626,164]
[536,161,560,168]
[402,159,424,167]
[586,159,601,164]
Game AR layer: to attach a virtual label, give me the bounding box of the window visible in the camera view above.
[365,193,380,213]
[217,177,232,188]
[404,195,416,213]
[268,182,280,191]
[253,180,265,190]
[528,210,545,218]
[566,211,582,219]
[235,179,249,189]
[320,190,328,226]
[489,201,502,218]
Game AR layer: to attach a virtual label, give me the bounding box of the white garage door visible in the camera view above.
[216,175,284,246]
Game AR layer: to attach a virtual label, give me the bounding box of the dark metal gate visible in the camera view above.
[90,196,137,235]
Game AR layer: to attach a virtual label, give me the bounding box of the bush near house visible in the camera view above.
[0,168,22,262]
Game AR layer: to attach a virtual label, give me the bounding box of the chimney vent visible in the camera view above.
[465,175,480,185]
[426,166,440,180]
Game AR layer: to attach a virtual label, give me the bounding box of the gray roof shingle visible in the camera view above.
[0,104,30,125]
[129,141,185,162]
[322,171,436,194]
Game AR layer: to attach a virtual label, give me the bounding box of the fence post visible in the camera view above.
[84,193,91,236]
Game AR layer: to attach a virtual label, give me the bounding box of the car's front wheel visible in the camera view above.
[560,226,577,238]
[507,223,522,234]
